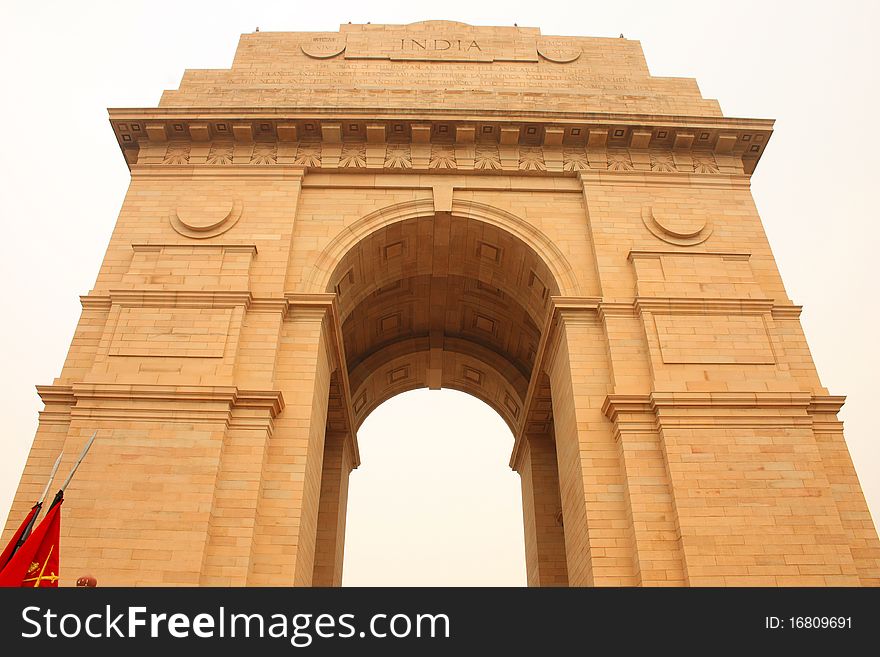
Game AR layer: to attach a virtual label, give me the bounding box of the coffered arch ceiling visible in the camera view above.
[327,213,561,432]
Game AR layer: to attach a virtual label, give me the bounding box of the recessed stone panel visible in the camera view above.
[654,313,775,365]
[109,307,232,358]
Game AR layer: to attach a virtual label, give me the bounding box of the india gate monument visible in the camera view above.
[4,21,878,587]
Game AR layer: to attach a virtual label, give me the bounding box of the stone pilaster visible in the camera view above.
[516,431,568,586]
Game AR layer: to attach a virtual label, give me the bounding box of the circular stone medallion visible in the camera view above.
[652,211,705,239]
[536,38,581,63]
[642,206,712,246]
[301,34,346,59]
[170,198,243,239]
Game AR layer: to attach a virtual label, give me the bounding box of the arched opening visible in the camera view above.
[342,389,526,586]
[310,209,572,586]
[333,213,558,429]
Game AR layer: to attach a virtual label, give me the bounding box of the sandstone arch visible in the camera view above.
[5,22,878,588]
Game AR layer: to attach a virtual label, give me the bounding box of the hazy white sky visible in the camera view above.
[0,0,878,586]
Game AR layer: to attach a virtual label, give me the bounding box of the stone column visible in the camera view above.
[602,395,685,585]
[312,430,355,587]
[546,308,636,585]
[809,397,880,586]
[518,431,568,586]
[199,391,284,585]
[248,306,333,586]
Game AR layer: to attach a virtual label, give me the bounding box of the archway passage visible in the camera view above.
[332,213,558,431]
[342,389,527,586]
[311,211,570,587]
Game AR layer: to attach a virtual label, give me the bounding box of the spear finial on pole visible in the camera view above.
[49,431,98,510]
[38,452,64,508]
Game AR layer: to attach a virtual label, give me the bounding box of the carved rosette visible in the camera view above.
[649,151,677,172]
[340,144,367,168]
[250,143,277,165]
[562,148,589,171]
[293,143,321,167]
[384,145,412,169]
[162,142,190,165]
[206,142,233,165]
[519,146,546,171]
[693,153,720,174]
[607,149,634,171]
[474,145,501,170]
[139,133,748,175]
[429,145,457,169]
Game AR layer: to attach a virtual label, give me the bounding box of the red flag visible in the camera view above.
[0,504,41,570]
[0,499,62,587]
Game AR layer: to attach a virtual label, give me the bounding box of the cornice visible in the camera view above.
[234,389,285,415]
[770,304,803,319]
[602,392,819,421]
[285,292,339,309]
[36,384,76,424]
[248,298,290,314]
[603,391,823,430]
[808,395,847,432]
[807,395,846,415]
[109,106,774,130]
[130,165,308,180]
[35,384,285,416]
[110,110,771,175]
[634,297,775,315]
[649,391,813,409]
[550,296,602,313]
[36,384,76,406]
[130,243,258,255]
[80,295,112,311]
[106,290,253,309]
[34,383,287,427]
[70,383,240,404]
[78,291,802,325]
[81,287,287,314]
[628,250,751,261]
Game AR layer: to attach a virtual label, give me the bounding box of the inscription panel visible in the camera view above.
[345,30,536,62]
[159,22,721,116]
[219,62,647,94]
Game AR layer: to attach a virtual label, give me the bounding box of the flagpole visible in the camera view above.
[0,433,95,585]
[5,450,65,565]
